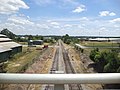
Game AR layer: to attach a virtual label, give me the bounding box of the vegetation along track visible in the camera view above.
[61,41,83,90]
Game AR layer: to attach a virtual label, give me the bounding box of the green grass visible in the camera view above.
[18,42,28,45]
[4,47,42,73]
[81,41,119,47]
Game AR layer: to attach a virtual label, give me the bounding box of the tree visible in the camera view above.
[104,63,111,72]
[33,35,43,40]
[72,38,80,44]
[16,37,21,42]
[62,34,71,44]
[104,52,120,72]
[89,48,99,62]
[89,48,120,73]
[94,52,101,63]
[28,35,33,40]
[0,28,16,39]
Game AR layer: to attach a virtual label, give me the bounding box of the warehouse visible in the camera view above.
[88,38,120,42]
[28,40,43,46]
[0,42,22,55]
[0,34,7,38]
[0,34,22,63]
[0,38,12,42]
[0,46,12,63]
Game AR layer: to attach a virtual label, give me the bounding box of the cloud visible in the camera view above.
[99,11,109,16]
[99,11,116,17]
[7,15,34,25]
[100,27,106,30]
[109,12,116,16]
[64,24,72,27]
[36,24,50,29]
[5,22,25,29]
[32,0,55,5]
[0,16,120,36]
[50,22,60,26]
[72,5,86,13]
[50,21,61,28]
[53,25,60,29]
[81,17,89,21]
[32,0,79,7]
[114,25,120,28]
[62,0,79,5]
[46,17,89,22]
[0,0,29,14]
[32,0,81,9]
[110,18,120,23]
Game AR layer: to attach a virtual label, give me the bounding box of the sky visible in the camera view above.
[0,0,120,36]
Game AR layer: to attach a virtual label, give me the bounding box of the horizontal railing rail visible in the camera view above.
[0,73,120,84]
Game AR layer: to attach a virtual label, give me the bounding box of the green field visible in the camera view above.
[81,41,119,47]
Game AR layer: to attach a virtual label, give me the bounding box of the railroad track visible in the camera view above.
[45,40,83,90]
[61,41,83,90]
[44,43,59,90]
[50,47,59,73]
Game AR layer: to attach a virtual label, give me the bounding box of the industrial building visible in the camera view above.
[28,40,43,46]
[88,38,120,42]
[0,34,22,63]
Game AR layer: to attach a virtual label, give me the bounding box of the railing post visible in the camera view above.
[54,71,64,90]
[54,84,64,90]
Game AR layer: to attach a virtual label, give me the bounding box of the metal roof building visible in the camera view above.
[28,40,43,46]
[0,34,7,38]
[0,42,21,48]
[0,34,22,63]
[88,38,120,42]
[0,46,12,53]
[0,38,12,42]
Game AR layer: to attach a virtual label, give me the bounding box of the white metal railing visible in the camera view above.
[0,73,120,84]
